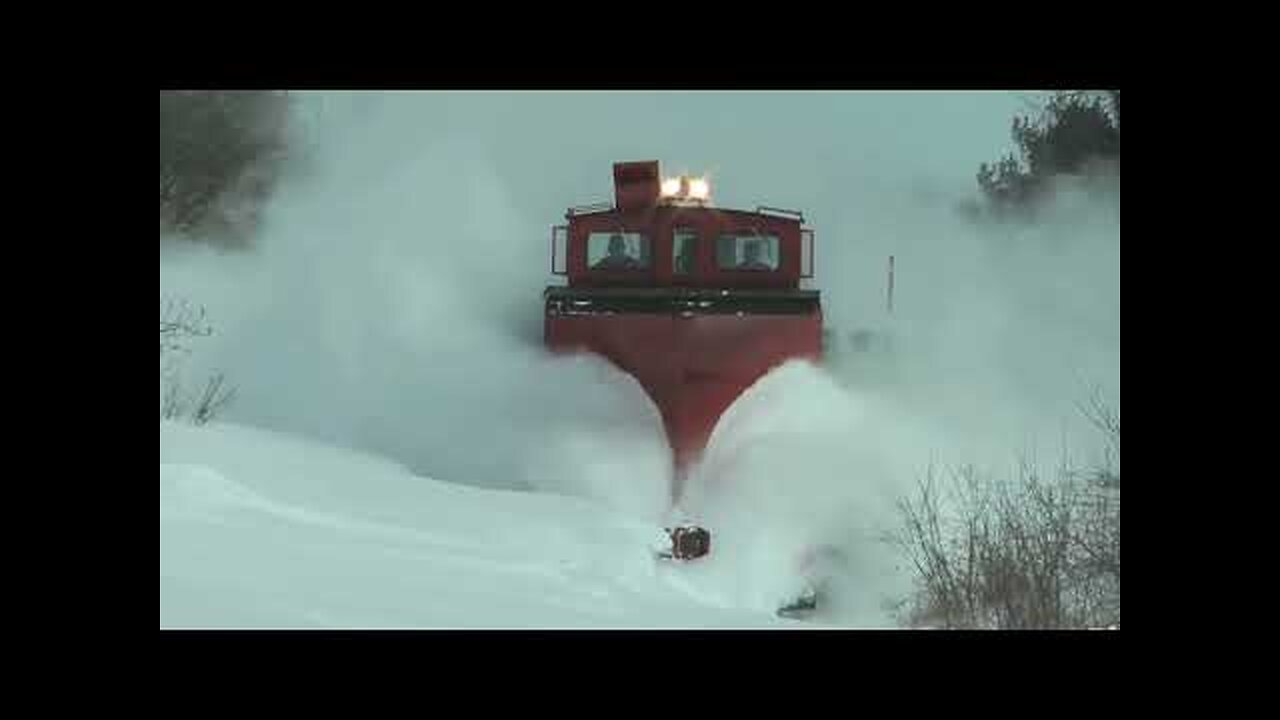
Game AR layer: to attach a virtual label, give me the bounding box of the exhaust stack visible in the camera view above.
[612,161,660,212]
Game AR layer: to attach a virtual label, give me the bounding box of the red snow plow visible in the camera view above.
[543,161,823,564]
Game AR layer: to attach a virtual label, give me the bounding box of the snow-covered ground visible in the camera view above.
[160,419,829,629]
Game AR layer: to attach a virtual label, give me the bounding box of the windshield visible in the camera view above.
[717,233,779,271]
[588,232,651,270]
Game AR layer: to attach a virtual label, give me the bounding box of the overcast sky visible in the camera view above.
[295,90,1030,223]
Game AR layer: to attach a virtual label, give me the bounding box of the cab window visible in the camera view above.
[673,227,698,275]
[588,232,651,270]
[716,233,779,271]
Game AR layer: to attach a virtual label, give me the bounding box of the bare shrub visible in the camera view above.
[890,399,1120,629]
[160,295,236,426]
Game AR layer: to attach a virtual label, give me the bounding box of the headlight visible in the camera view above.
[659,174,711,202]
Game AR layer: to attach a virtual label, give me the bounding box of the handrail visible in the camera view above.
[567,202,614,217]
[756,205,805,223]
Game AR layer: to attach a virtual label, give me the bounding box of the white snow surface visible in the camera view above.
[160,419,839,629]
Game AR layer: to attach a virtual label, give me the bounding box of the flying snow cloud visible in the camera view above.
[160,91,1119,607]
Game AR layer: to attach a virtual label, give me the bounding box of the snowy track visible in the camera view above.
[160,420,801,628]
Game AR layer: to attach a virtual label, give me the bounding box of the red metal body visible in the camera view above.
[544,161,822,502]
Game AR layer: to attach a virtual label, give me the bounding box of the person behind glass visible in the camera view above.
[737,239,772,271]
[593,234,642,270]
